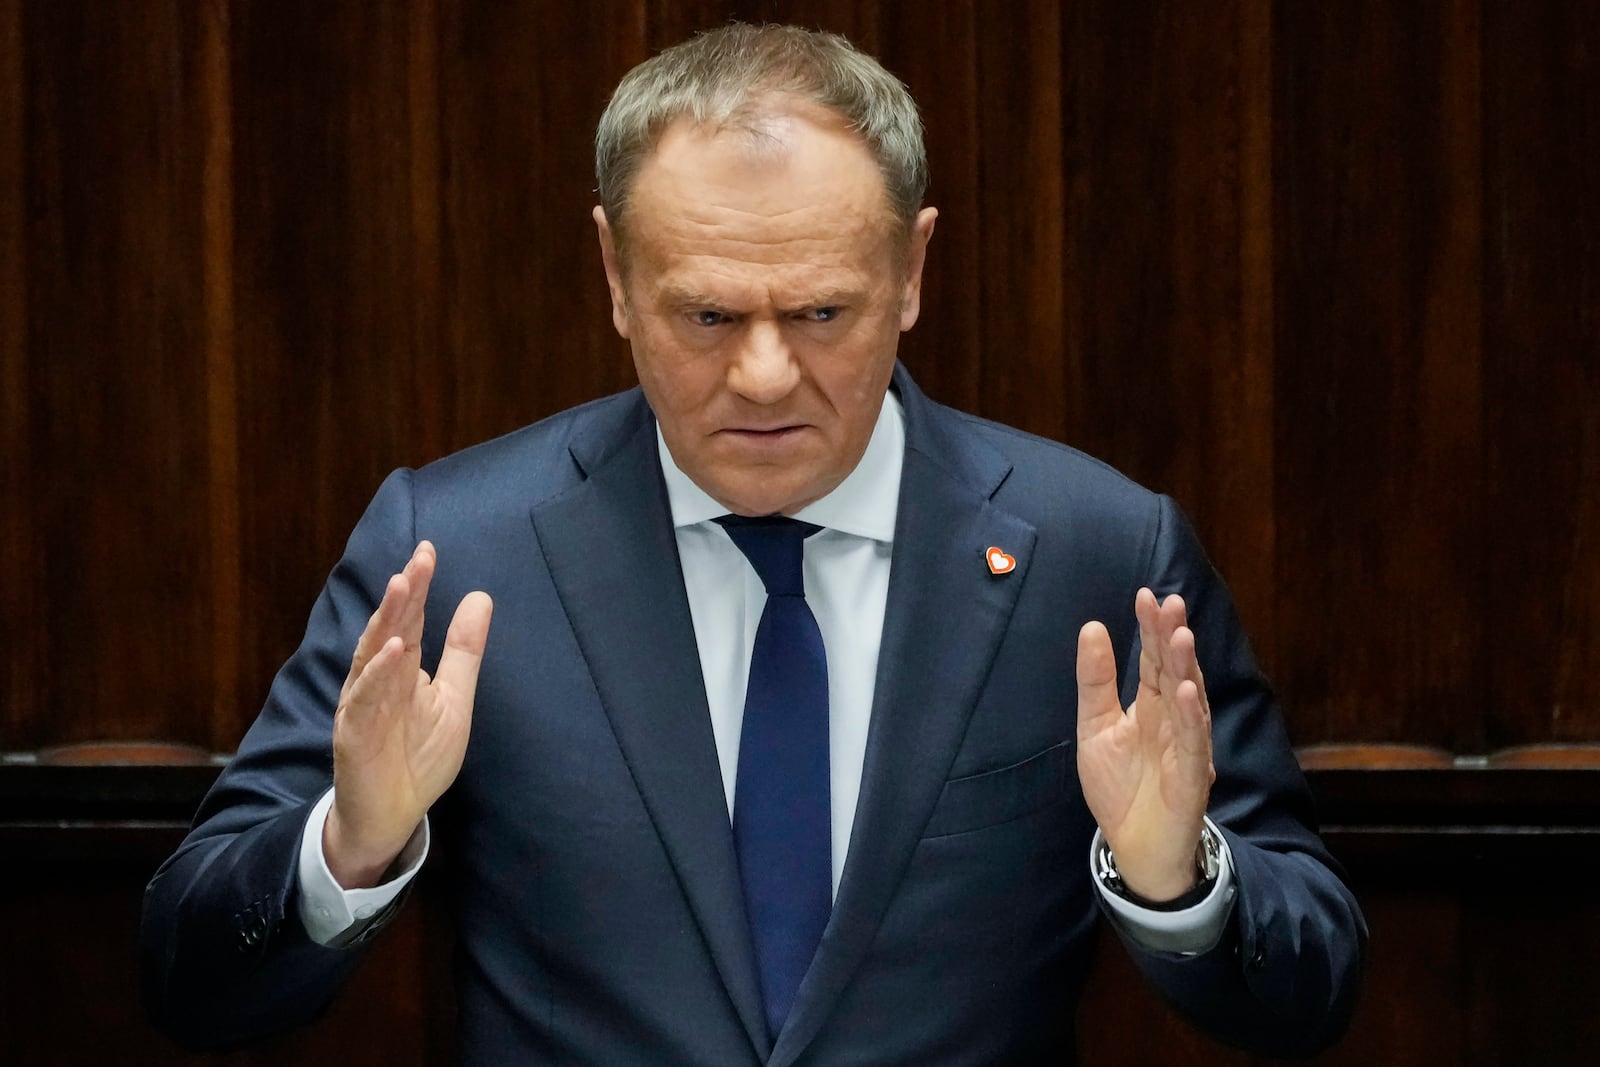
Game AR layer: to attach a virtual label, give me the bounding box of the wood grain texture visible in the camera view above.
[3,0,1600,1061]
[5,0,1588,757]
[0,0,33,747]
[1271,0,1485,749]
[1481,0,1600,746]
[0,865,445,1066]
[225,0,441,739]
[435,0,639,450]
[200,0,242,751]
[1462,887,1600,1066]
[9,0,216,746]
[877,1,983,418]
[975,0,1066,443]
[1052,1,1283,664]
[1,759,1591,1064]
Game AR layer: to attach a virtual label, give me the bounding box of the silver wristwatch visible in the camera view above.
[1094,823,1222,912]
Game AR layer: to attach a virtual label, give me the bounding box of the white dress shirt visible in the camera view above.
[299,392,1233,951]
[663,391,902,897]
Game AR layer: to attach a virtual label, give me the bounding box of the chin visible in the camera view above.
[717,482,817,518]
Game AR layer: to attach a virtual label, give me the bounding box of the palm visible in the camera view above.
[336,675,467,816]
[327,542,492,887]
[1076,589,1214,900]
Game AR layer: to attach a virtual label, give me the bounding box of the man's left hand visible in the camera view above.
[1076,588,1215,902]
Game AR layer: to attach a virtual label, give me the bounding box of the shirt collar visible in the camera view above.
[656,391,904,544]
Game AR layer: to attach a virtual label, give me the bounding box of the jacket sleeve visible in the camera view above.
[140,469,419,1051]
[1103,495,1368,1058]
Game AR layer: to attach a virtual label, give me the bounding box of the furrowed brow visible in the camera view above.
[657,285,727,309]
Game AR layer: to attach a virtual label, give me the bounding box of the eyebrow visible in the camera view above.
[656,285,863,312]
[658,286,726,309]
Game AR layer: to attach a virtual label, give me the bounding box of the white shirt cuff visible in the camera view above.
[1088,815,1236,955]
[296,788,429,946]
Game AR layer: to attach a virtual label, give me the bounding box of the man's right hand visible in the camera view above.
[324,540,493,889]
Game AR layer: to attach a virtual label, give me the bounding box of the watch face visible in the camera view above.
[1197,825,1222,881]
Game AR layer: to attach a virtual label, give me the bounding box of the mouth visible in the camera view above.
[714,425,814,457]
[720,425,808,441]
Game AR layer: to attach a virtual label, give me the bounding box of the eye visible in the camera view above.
[803,306,842,323]
[691,309,731,327]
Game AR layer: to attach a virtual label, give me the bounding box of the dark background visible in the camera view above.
[2,1,1597,1063]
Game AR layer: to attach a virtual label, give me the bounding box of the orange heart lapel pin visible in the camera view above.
[985,546,1017,575]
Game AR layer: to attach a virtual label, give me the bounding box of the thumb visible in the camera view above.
[435,591,493,703]
[1076,621,1124,743]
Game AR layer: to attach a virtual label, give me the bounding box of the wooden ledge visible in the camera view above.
[33,741,218,766]
[6,742,1600,880]
[1485,744,1600,769]
[1297,741,1600,772]
[1296,743,1455,770]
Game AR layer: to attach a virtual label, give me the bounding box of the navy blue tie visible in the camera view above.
[716,515,831,1039]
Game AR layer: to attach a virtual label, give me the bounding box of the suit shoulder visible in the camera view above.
[394,388,648,525]
[950,410,1163,518]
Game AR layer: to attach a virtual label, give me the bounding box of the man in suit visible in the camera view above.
[142,24,1365,1064]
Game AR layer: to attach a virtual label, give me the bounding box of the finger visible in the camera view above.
[392,541,438,655]
[341,542,435,700]
[1154,592,1190,681]
[1075,621,1125,742]
[1134,587,1160,671]
[435,592,494,708]
[343,570,412,699]
[1134,588,1170,727]
[339,634,408,729]
[1166,624,1215,791]
[1174,679,1212,753]
[1171,678,1216,794]
[355,543,433,657]
[1166,623,1211,715]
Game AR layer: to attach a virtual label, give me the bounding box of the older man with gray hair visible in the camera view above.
[144,23,1365,1064]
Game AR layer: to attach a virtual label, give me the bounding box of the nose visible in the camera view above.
[726,319,800,404]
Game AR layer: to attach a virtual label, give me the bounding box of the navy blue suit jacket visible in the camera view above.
[142,365,1365,1064]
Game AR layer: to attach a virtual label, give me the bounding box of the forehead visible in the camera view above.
[622,101,901,293]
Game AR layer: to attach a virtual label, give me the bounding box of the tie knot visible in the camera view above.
[715,516,820,597]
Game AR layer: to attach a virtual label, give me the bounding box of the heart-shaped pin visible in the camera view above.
[986,547,1016,575]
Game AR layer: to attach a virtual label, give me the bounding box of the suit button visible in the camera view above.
[237,915,268,953]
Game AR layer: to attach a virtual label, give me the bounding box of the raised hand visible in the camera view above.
[323,541,493,888]
[1076,588,1215,902]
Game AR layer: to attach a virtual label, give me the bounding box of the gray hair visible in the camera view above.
[595,23,927,245]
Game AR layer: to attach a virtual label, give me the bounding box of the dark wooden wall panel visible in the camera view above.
[1079,879,1600,1067]
[1327,891,1466,1066]
[2,0,1595,765]
[972,0,1067,449]
[198,0,243,761]
[0,0,33,745]
[880,0,983,418]
[1481,0,1600,747]
[1054,2,1282,657]
[4,1,1600,1063]
[436,0,639,447]
[6,1,217,748]
[1462,887,1600,1064]
[1272,0,1485,749]
[0,865,450,1066]
[226,0,450,744]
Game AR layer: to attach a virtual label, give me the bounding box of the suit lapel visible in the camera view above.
[769,370,1037,1067]
[530,402,771,1062]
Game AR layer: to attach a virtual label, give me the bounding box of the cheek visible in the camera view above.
[631,326,722,418]
[819,323,900,395]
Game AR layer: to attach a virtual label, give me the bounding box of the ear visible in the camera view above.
[898,207,938,332]
[593,206,631,340]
